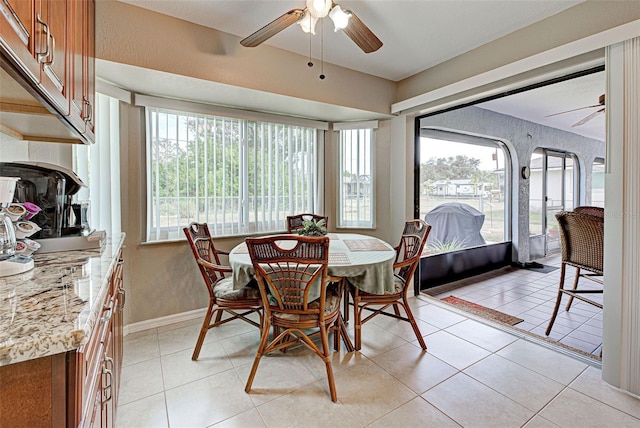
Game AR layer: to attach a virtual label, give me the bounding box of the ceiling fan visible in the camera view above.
[546,94,605,127]
[240,0,383,54]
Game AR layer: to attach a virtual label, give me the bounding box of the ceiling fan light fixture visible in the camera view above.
[298,10,318,34]
[306,0,332,18]
[329,5,351,31]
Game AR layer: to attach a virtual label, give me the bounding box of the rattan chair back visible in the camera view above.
[286,213,328,233]
[394,234,427,284]
[573,206,604,219]
[184,222,227,286]
[557,211,604,274]
[402,218,430,244]
[247,235,330,313]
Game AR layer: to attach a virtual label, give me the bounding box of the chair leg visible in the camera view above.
[192,301,215,360]
[319,324,338,402]
[393,304,401,317]
[353,298,363,351]
[343,283,350,323]
[401,297,427,350]
[245,319,271,394]
[565,267,581,311]
[546,264,567,336]
[333,314,354,352]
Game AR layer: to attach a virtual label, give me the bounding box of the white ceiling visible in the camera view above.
[477,70,605,141]
[117,0,584,82]
[104,0,605,141]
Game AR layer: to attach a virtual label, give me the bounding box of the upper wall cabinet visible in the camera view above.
[0,0,95,144]
[69,0,94,140]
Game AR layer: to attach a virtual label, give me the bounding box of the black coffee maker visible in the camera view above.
[0,162,90,238]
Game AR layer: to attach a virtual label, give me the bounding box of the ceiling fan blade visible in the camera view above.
[544,104,602,118]
[571,108,605,127]
[341,10,383,53]
[240,9,305,47]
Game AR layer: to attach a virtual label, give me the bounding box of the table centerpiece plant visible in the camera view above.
[298,218,328,236]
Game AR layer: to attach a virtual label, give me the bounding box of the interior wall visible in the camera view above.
[95,1,396,117]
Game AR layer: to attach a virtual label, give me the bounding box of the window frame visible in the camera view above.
[139,96,328,242]
[335,121,377,229]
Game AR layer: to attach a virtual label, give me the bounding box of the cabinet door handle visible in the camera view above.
[104,353,114,371]
[83,98,93,123]
[43,32,55,66]
[118,288,126,311]
[101,365,113,404]
[35,13,50,63]
[101,304,113,324]
[86,100,93,123]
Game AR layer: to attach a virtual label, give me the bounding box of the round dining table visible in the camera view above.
[228,233,397,298]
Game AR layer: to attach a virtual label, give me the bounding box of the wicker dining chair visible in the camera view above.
[349,219,431,351]
[286,213,328,233]
[244,235,350,402]
[545,211,604,336]
[183,222,263,360]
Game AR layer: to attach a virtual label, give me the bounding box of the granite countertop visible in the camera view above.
[0,233,126,367]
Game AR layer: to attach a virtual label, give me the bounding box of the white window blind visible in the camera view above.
[145,106,323,241]
[337,125,375,228]
[74,93,122,236]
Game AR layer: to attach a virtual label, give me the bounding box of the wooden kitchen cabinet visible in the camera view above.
[79,249,124,428]
[35,0,71,115]
[0,0,95,144]
[69,0,95,140]
[0,251,125,428]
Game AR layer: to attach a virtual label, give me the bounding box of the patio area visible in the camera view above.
[425,253,603,359]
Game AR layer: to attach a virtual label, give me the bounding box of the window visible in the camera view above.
[145,106,322,241]
[336,124,375,228]
[418,130,508,253]
[591,157,604,207]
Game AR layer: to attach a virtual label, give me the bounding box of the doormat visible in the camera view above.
[520,262,559,274]
[440,296,524,326]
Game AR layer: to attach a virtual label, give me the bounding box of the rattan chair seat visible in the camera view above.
[213,277,261,300]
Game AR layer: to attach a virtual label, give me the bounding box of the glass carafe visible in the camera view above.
[0,212,16,259]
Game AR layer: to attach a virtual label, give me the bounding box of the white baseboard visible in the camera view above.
[123,308,206,336]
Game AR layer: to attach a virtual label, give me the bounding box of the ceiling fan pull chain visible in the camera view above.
[319,20,325,80]
[308,28,313,67]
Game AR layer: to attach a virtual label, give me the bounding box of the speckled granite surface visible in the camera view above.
[0,234,125,367]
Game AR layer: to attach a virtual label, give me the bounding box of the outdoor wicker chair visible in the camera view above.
[545,211,604,336]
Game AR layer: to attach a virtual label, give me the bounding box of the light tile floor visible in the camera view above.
[427,254,603,358]
[116,289,638,427]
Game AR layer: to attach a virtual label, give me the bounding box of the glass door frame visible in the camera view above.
[532,148,579,256]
